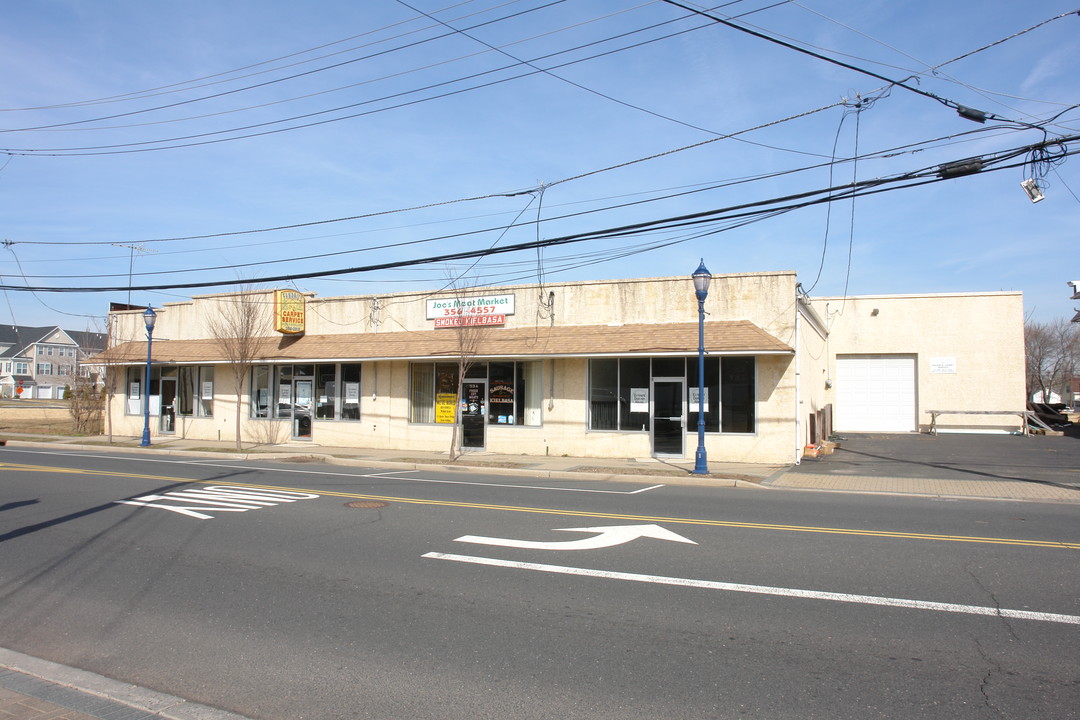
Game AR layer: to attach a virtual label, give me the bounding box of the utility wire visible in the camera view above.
[657,0,1058,131]
[0,3,804,157]
[3,134,1075,293]
[1,1,570,133]
[394,0,787,139]
[0,0,490,111]
[2,95,859,247]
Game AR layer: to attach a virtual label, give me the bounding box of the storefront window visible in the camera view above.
[652,357,685,377]
[340,363,361,420]
[721,356,755,433]
[410,361,540,426]
[410,364,435,423]
[687,357,720,433]
[198,367,214,417]
[589,356,756,434]
[126,366,162,415]
[253,364,359,421]
[589,359,618,430]
[174,366,214,418]
[488,362,515,424]
[178,367,195,416]
[619,358,650,432]
[251,365,271,418]
[316,364,336,420]
[518,361,542,426]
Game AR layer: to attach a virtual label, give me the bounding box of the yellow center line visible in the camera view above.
[6,462,1079,550]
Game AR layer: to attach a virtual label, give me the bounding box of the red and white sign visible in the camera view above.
[434,314,506,328]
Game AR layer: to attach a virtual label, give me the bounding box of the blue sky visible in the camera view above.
[1,0,1077,332]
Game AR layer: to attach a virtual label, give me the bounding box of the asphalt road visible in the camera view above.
[1,445,1078,719]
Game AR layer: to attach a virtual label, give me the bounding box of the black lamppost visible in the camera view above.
[140,305,157,447]
[692,260,712,475]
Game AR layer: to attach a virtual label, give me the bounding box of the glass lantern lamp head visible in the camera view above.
[692,260,712,302]
[143,305,157,332]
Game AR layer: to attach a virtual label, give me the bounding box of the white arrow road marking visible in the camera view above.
[422,553,1080,626]
[454,524,697,551]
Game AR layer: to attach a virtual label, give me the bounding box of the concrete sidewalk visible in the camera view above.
[2,432,1078,503]
[0,648,249,720]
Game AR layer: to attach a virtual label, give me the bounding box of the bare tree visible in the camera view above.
[60,316,110,438]
[448,316,485,462]
[68,369,103,435]
[1025,317,1080,402]
[208,289,270,450]
[101,315,125,443]
[442,277,490,462]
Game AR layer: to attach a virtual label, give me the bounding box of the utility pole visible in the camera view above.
[111,243,157,305]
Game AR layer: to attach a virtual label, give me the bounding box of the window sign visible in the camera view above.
[345,382,360,404]
[279,384,292,404]
[489,381,514,406]
[130,380,141,400]
[435,393,457,423]
[201,381,213,400]
[630,387,649,413]
[296,382,312,406]
[689,386,710,413]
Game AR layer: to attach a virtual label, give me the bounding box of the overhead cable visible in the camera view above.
[2,134,1074,293]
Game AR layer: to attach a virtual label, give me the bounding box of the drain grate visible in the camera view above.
[345,500,389,509]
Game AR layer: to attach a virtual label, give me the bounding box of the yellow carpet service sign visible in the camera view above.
[274,290,306,334]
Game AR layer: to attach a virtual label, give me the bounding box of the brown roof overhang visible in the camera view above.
[92,321,792,365]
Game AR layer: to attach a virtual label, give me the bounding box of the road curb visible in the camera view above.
[0,647,253,720]
[0,438,771,487]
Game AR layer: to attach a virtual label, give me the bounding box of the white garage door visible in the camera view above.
[835,355,916,432]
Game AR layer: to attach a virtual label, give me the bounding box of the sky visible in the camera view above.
[1,0,1078,333]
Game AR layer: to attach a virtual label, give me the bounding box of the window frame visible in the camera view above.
[409,360,542,427]
[588,356,757,435]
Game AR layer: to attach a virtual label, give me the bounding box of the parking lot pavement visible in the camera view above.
[772,432,1080,501]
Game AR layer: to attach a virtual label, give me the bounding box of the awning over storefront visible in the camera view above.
[92,320,793,365]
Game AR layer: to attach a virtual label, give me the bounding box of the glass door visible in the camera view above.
[159,376,177,434]
[651,379,685,456]
[292,378,314,440]
[460,380,486,451]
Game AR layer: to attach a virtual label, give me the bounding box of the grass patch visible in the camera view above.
[392,457,530,469]
[0,434,68,443]
[570,465,693,477]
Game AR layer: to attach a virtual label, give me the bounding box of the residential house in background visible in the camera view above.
[0,326,106,399]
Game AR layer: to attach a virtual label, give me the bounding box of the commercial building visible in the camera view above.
[95,272,1026,464]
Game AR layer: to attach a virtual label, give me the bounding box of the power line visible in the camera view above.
[3,134,1074,293]
[1,1,570,134]
[0,0,485,112]
[1,94,861,246]
[0,3,718,154]
[656,0,1061,132]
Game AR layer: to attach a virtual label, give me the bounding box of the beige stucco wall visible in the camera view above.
[111,272,801,340]
[795,301,832,448]
[104,279,1027,457]
[106,272,804,463]
[813,292,1026,432]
